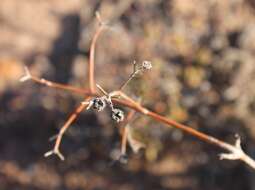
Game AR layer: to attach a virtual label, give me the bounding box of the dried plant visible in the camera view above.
[20,12,255,169]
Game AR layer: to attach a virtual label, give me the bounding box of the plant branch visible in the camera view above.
[21,68,255,169]
[20,67,90,95]
[88,12,107,93]
[120,61,139,90]
[111,91,255,169]
[119,110,136,155]
[21,12,255,170]
[44,97,90,160]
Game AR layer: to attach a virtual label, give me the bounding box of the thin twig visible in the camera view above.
[120,61,139,90]
[121,127,128,155]
[44,97,90,160]
[96,83,108,96]
[119,110,136,155]
[20,67,90,95]
[88,12,107,93]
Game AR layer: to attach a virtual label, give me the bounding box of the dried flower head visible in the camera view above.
[111,108,124,122]
[92,97,106,111]
[142,61,152,70]
[85,97,106,112]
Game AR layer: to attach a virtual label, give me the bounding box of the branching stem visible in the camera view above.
[20,12,255,170]
[112,92,255,169]
[88,12,106,93]
[44,98,90,160]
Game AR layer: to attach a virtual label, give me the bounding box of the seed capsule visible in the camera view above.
[92,97,106,112]
[142,61,152,70]
[111,108,124,122]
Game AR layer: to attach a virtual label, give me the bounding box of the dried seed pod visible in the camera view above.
[142,61,152,70]
[111,108,124,122]
[92,97,106,112]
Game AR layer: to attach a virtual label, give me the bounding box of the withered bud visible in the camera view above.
[111,108,124,122]
[92,97,106,112]
[142,61,152,70]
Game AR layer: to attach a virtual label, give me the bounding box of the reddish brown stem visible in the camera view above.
[88,23,105,93]
[147,111,222,146]
[121,127,128,155]
[112,94,235,148]
[112,93,255,169]
[31,76,90,95]
[20,67,91,95]
[44,97,90,160]
[120,110,136,155]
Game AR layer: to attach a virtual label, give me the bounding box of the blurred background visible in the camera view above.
[1,0,255,189]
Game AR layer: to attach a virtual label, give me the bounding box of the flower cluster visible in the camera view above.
[84,95,125,123]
